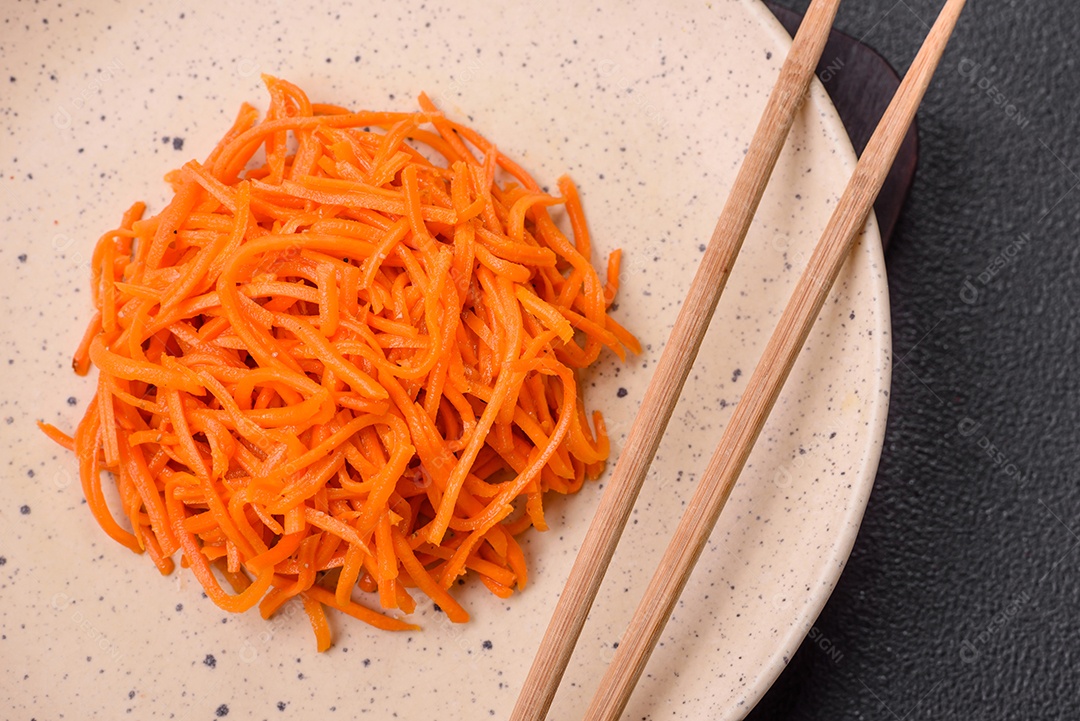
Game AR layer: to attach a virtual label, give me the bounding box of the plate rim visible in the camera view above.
[733,0,894,714]
[0,1,894,716]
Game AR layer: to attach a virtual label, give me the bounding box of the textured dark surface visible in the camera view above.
[748,2,1080,720]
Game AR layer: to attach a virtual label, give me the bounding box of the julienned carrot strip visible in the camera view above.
[88,336,203,394]
[248,531,305,570]
[604,249,622,307]
[72,311,102,376]
[303,584,419,632]
[479,575,514,599]
[391,527,469,623]
[336,542,366,607]
[46,76,637,652]
[425,365,518,546]
[301,593,333,652]
[74,399,142,553]
[401,164,437,255]
[37,421,75,451]
[515,286,575,343]
[375,513,398,609]
[303,506,371,555]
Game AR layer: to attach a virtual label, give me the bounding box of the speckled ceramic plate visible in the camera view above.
[1,0,890,718]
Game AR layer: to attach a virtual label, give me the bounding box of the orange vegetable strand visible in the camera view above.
[44,76,636,651]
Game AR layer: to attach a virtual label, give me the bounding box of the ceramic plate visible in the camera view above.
[1,0,890,717]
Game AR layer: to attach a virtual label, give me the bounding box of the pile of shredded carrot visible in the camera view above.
[39,76,638,651]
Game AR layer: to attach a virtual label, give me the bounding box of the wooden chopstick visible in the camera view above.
[509,1,842,718]
[583,1,968,718]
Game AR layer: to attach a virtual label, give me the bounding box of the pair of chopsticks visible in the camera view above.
[510,0,967,718]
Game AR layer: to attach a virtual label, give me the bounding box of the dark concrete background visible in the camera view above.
[748,2,1080,719]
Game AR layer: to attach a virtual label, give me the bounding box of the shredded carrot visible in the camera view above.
[45,76,636,651]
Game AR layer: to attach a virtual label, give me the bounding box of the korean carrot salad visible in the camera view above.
[39,76,638,650]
